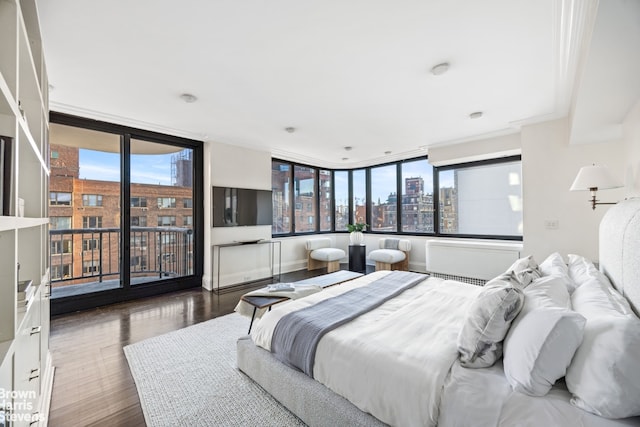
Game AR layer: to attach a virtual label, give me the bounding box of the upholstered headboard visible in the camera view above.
[599,197,640,316]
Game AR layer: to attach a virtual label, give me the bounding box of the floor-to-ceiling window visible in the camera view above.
[334,171,349,232]
[438,159,522,237]
[294,165,316,233]
[49,113,203,314]
[272,156,522,240]
[370,164,397,232]
[352,169,367,226]
[401,158,434,233]
[271,161,291,235]
[129,139,194,285]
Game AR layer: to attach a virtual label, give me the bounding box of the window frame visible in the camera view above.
[82,216,103,228]
[131,215,147,227]
[82,238,100,252]
[51,264,71,280]
[435,156,523,240]
[82,194,103,207]
[51,239,72,254]
[271,155,522,241]
[157,215,177,226]
[130,196,147,208]
[157,197,176,209]
[50,192,72,206]
[50,216,72,230]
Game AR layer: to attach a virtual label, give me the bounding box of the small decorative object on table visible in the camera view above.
[267,283,295,292]
[347,221,368,246]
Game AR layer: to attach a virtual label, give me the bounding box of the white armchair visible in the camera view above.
[306,238,345,273]
[369,238,411,271]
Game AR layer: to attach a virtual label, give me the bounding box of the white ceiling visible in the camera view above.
[570,0,640,145]
[36,0,619,168]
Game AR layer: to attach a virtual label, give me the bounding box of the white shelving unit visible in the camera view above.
[0,0,52,425]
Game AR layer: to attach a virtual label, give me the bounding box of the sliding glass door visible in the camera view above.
[49,114,203,314]
[129,139,194,285]
[49,124,123,295]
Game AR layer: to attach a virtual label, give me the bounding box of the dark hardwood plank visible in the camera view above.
[47,267,343,426]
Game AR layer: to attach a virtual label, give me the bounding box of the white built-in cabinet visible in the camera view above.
[0,0,52,425]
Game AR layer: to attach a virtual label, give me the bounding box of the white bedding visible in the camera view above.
[252,270,482,427]
[439,360,640,427]
[251,270,640,427]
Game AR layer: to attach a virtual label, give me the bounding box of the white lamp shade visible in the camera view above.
[570,165,623,191]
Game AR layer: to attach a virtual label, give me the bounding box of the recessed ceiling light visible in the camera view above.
[469,111,483,119]
[180,93,198,103]
[385,151,392,155]
[430,62,450,76]
[285,127,296,133]
[344,146,353,151]
[342,157,349,161]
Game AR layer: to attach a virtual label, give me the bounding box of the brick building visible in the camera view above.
[49,144,193,287]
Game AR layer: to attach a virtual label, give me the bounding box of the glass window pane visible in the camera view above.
[50,192,72,206]
[294,165,316,233]
[131,197,147,208]
[439,170,457,233]
[82,194,103,207]
[131,142,194,282]
[401,159,434,233]
[438,160,522,236]
[272,161,291,234]
[319,170,332,231]
[50,216,71,229]
[334,171,349,232]
[352,169,366,225]
[370,164,397,232]
[49,123,122,294]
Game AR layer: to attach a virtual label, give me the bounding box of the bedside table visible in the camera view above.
[349,245,366,273]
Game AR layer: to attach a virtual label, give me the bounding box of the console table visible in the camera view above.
[212,240,282,293]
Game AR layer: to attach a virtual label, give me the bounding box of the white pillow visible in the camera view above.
[523,275,571,309]
[565,278,640,418]
[540,252,576,294]
[568,254,632,314]
[506,255,542,287]
[567,254,612,289]
[457,277,524,368]
[503,276,585,396]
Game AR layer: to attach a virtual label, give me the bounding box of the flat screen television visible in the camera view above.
[212,186,272,227]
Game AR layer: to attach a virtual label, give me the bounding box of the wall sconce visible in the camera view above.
[570,164,623,210]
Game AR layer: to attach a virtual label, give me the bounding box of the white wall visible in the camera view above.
[521,118,626,263]
[201,112,639,289]
[428,132,520,166]
[203,141,273,290]
[623,100,640,197]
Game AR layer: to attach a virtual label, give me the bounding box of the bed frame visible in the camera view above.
[237,198,640,426]
[598,198,640,315]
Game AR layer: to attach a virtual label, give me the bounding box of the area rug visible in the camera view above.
[124,313,304,426]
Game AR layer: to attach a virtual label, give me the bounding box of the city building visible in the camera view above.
[49,144,194,288]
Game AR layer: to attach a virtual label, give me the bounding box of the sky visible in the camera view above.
[79,149,179,185]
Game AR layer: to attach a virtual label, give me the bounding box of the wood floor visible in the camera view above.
[47,268,329,427]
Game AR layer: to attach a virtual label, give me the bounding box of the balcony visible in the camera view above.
[49,226,194,299]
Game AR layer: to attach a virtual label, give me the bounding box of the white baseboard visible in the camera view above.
[201,275,213,291]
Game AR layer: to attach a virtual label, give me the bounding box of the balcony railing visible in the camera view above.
[49,226,194,287]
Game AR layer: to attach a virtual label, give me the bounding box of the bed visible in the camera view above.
[237,198,640,427]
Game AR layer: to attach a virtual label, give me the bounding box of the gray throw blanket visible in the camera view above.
[271,271,427,377]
